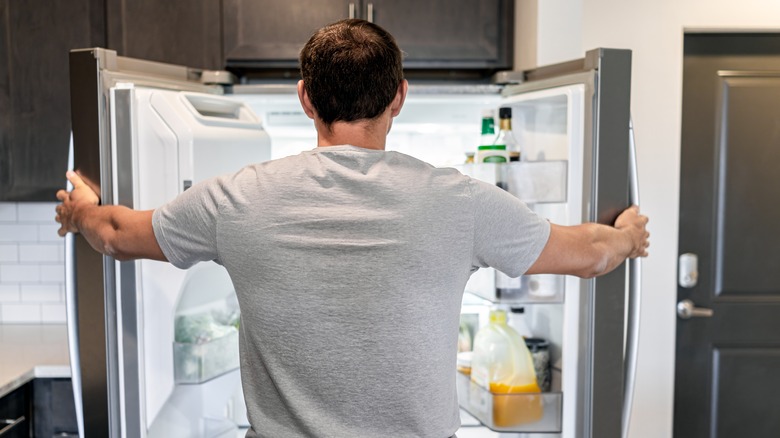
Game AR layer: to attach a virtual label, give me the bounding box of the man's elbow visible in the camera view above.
[574,264,604,279]
[101,233,133,261]
[584,245,624,278]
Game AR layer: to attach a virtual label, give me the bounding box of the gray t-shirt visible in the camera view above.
[152,145,550,438]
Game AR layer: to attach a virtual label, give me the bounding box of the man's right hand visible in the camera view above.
[614,205,650,259]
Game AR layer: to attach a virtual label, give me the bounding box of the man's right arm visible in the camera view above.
[56,171,167,262]
[525,206,649,278]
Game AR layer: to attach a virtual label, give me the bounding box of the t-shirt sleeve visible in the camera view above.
[470,178,551,277]
[152,177,225,269]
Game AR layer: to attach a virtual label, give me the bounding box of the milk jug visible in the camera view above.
[470,308,543,426]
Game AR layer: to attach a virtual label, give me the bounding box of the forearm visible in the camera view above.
[71,203,163,261]
[586,223,635,278]
[72,203,129,258]
[526,220,644,278]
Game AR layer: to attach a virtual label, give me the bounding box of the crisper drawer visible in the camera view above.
[457,371,562,433]
[174,331,240,384]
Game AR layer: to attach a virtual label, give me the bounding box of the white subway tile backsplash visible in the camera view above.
[18,203,58,222]
[0,264,40,283]
[1,303,41,323]
[0,204,16,222]
[0,202,66,324]
[0,244,18,262]
[39,264,65,283]
[0,285,20,302]
[0,225,38,243]
[38,224,62,242]
[21,284,61,302]
[41,304,66,323]
[20,244,62,263]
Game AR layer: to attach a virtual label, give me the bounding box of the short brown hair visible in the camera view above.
[299,19,404,127]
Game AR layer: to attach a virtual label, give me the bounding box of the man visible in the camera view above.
[56,19,649,438]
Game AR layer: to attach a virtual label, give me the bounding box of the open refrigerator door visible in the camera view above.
[455,49,635,438]
[68,48,270,437]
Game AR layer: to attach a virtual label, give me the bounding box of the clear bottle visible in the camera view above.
[494,107,521,161]
[470,308,542,426]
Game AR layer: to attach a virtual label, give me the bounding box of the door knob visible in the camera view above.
[677,299,713,319]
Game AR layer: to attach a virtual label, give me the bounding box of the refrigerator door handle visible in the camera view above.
[65,136,85,438]
[622,117,641,438]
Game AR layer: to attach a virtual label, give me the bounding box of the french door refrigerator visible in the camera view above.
[67,47,639,438]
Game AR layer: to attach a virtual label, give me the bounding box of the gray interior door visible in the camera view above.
[676,33,780,437]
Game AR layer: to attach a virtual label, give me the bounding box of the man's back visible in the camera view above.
[153,145,549,437]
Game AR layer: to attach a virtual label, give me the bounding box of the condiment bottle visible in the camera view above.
[494,107,521,161]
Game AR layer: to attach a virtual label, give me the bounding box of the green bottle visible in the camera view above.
[477,109,507,163]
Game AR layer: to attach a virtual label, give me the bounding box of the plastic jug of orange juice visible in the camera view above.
[470,308,543,427]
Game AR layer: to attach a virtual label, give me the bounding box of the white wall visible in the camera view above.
[522,1,780,437]
[537,0,583,66]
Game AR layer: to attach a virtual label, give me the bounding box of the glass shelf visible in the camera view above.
[457,371,562,433]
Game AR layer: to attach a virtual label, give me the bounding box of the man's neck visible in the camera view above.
[315,112,392,151]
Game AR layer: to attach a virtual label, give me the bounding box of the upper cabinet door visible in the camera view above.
[106,0,223,70]
[222,0,513,74]
[0,0,105,201]
[367,0,513,70]
[223,0,355,71]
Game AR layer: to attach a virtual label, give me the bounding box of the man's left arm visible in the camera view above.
[56,171,167,262]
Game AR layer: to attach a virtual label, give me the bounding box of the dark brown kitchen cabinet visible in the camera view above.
[0,379,78,438]
[105,0,222,70]
[223,0,356,74]
[32,379,78,438]
[365,0,513,70]
[222,0,513,75]
[0,0,223,201]
[0,0,105,201]
[0,382,32,438]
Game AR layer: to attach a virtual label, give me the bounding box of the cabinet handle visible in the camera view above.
[367,3,374,22]
[0,416,25,436]
[349,3,355,19]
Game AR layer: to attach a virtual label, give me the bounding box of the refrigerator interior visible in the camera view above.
[115,84,583,437]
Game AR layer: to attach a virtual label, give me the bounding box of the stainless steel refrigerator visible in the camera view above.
[67,47,639,438]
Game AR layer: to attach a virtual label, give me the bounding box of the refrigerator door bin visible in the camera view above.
[466,270,565,304]
[457,371,562,433]
[456,161,568,204]
[173,330,240,384]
